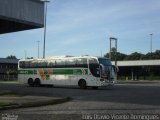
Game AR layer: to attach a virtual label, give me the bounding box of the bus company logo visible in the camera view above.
[19,70,28,74]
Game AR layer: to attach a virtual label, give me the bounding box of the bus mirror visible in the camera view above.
[112,65,119,73]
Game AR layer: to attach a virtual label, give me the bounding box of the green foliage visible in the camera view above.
[27,57,34,59]
[104,52,127,61]
[6,55,17,59]
[104,50,160,60]
[124,52,144,60]
[0,102,13,107]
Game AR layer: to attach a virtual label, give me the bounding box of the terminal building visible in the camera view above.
[0,0,44,34]
[112,60,160,80]
[0,58,19,80]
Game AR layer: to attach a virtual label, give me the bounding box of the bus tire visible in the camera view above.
[28,78,34,87]
[34,78,41,87]
[78,79,87,89]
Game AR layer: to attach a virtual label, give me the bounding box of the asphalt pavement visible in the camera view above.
[1,81,160,120]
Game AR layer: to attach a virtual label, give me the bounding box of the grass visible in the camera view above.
[1,94,23,97]
[0,102,15,107]
[0,80,18,83]
[0,91,20,107]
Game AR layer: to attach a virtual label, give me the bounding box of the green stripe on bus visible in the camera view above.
[18,69,88,75]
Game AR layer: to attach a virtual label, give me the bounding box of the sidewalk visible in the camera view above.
[0,93,70,110]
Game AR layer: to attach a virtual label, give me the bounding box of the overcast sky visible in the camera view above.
[0,0,160,59]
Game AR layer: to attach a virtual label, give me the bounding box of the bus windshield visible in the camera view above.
[98,58,116,80]
[98,58,112,66]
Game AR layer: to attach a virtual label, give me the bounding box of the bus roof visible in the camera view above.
[19,56,110,61]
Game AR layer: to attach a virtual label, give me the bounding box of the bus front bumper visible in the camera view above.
[100,80,115,87]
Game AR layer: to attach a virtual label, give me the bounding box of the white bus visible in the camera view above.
[18,56,117,89]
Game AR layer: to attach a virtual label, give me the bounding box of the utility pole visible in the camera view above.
[150,33,153,59]
[37,41,40,58]
[24,50,27,59]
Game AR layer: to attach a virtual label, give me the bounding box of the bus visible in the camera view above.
[18,56,117,89]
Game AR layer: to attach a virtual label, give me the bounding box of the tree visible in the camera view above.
[27,57,34,59]
[152,50,160,59]
[6,55,17,59]
[104,49,160,60]
[124,52,144,60]
[104,52,127,60]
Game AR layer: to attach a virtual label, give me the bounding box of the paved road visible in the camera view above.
[1,82,160,120]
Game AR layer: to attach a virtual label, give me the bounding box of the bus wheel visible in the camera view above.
[34,78,41,87]
[28,78,34,87]
[78,79,87,89]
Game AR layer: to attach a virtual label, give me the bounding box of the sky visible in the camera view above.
[0,0,160,59]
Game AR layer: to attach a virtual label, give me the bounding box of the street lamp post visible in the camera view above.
[150,33,153,59]
[37,41,40,58]
[41,0,50,59]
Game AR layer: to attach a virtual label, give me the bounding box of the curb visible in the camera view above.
[0,104,21,110]
[21,97,71,108]
[117,81,160,84]
[0,97,71,110]
[0,90,15,95]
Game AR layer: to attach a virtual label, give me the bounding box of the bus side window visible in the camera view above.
[65,59,76,68]
[48,60,55,68]
[76,58,87,68]
[38,60,47,68]
[55,59,65,68]
[19,61,25,68]
[30,61,38,68]
[25,61,30,68]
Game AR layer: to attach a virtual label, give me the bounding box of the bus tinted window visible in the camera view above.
[19,58,88,68]
[65,59,76,67]
[89,58,98,64]
[48,60,55,68]
[76,58,87,68]
[38,60,47,68]
[55,59,66,68]
[30,61,38,68]
[19,61,25,68]
[89,58,100,77]
[25,61,30,68]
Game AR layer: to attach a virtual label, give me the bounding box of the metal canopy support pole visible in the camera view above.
[41,0,50,59]
[109,37,118,66]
